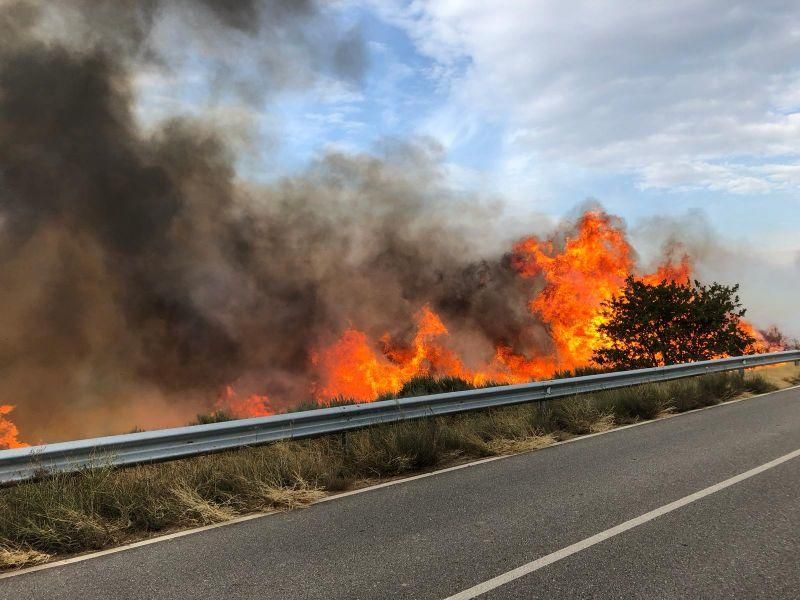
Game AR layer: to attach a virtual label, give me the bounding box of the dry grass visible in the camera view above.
[486,433,557,454]
[0,547,50,570]
[1,364,797,571]
[752,362,800,388]
[258,481,327,510]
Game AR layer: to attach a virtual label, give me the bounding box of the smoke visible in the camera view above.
[0,2,789,444]
[632,212,800,338]
[0,1,556,442]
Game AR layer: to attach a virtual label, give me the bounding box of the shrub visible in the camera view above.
[596,385,669,422]
[287,396,359,414]
[663,378,704,412]
[553,365,608,379]
[743,374,778,394]
[395,375,476,398]
[697,372,741,402]
[346,420,442,476]
[552,396,613,434]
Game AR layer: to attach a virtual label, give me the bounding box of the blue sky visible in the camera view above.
[132,0,800,329]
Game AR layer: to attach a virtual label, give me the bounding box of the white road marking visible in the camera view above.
[0,455,509,581]
[444,447,800,600]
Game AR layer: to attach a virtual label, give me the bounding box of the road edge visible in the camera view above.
[2,383,798,580]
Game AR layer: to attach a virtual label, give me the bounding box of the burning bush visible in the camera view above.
[758,325,800,351]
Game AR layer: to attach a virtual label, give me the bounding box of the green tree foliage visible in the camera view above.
[592,277,756,369]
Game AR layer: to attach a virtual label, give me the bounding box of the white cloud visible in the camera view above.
[640,160,800,194]
[378,0,800,193]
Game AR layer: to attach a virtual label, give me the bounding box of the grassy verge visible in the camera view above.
[1,365,797,571]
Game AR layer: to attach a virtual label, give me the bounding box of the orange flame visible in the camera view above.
[639,254,692,286]
[737,321,773,353]
[314,210,708,401]
[0,405,26,449]
[312,306,471,402]
[256,209,776,408]
[512,211,636,369]
[215,386,275,418]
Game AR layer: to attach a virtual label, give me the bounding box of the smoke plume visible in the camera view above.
[0,2,788,445]
[0,1,554,442]
[632,213,800,340]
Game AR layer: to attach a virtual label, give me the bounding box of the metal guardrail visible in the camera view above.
[1,350,798,483]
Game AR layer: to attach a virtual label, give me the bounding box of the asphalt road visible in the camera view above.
[3,386,799,600]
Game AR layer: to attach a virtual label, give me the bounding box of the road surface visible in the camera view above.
[3,386,799,599]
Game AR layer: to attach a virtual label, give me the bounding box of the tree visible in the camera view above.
[592,277,756,369]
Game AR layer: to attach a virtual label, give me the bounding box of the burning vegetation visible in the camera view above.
[310,210,770,406]
[0,1,787,447]
[311,211,674,402]
[0,406,24,449]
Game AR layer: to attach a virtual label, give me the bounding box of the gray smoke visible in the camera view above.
[0,1,548,442]
[4,1,783,445]
[632,212,800,339]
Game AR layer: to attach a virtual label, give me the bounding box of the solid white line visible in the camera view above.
[0,455,510,581]
[315,455,509,503]
[0,512,271,580]
[444,446,800,600]
[2,383,797,580]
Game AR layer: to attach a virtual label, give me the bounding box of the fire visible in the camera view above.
[512,211,635,369]
[312,306,472,402]
[756,325,790,352]
[313,210,710,401]
[737,322,773,353]
[0,405,26,450]
[489,346,558,384]
[639,254,692,286]
[506,213,692,374]
[312,328,406,401]
[216,386,275,418]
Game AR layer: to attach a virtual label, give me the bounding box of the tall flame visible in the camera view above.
[312,306,471,402]
[0,405,26,449]
[512,211,635,369]
[312,210,756,402]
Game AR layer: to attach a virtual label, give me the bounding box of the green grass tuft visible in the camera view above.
[552,396,613,434]
[595,385,670,423]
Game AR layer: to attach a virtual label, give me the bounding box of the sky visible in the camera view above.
[133,1,800,282]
